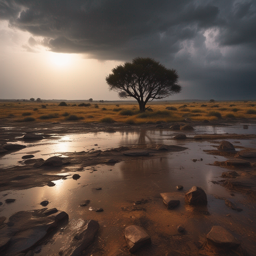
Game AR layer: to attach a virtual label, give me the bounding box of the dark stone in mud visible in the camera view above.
[105,159,119,164]
[0,202,3,206]
[23,158,44,166]
[23,133,44,140]
[222,171,239,178]
[47,181,55,187]
[125,225,151,253]
[156,144,168,150]
[206,226,240,249]
[42,156,64,167]
[61,220,99,256]
[89,207,103,212]
[173,133,187,140]
[5,198,15,203]
[218,141,236,152]
[177,225,185,233]
[160,193,180,209]
[40,200,49,207]
[72,174,80,180]
[225,200,243,212]
[170,124,180,130]
[176,185,183,190]
[225,160,251,167]
[123,151,150,156]
[80,200,90,207]
[3,144,26,151]
[22,155,34,159]
[180,125,194,131]
[95,187,102,190]
[44,208,58,216]
[236,150,256,158]
[185,186,207,205]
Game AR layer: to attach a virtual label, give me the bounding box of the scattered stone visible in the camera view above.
[42,156,64,167]
[5,198,16,203]
[124,225,151,253]
[206,226,240,249]
[160,193,180,209]
[176,185,183,190]
[133,199,148,205]
[23,133,44,140]
[173,133,187,140]
[123,151,150,156]
[221,171,239,178]
[218,141,236,152]
[95,187,102,190]
[89,207,104,212]
[185,186,207,205]
[225,200,243,212]
[225,160,251,167]
[22,155,34,159]
[180,125,194,131]
[40,200,49,207]
[47,181,55,187]
[156,144,168,150]
[177,225,185,233]
[72,174,80,180]
[192,159,197,162]
[80,200,90,207]
[236,150,256,158]
[170,124,180,130]
[44,208,58,216]
[3,144,26,151]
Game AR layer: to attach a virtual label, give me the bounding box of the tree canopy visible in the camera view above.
[106,57,181,112]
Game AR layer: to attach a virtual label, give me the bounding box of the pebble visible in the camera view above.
[5,199,16,203]
[40,200,49,207]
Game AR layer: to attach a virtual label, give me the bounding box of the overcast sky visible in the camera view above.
[0,0,255,100]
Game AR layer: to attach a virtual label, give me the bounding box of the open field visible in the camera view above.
[1,100,256,124]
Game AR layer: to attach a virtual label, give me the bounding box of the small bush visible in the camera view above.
[119,109,135,116]
[87,115,94,118]
[72,104,77,106]
[33,108,38,111]
[180,108,190,112]
[201,104,207,107]
[102,108,107,110]
[78,103,91,107]
[219,108,227,111]
[137,113,148,118]
[116,104,119,107]
[232,108,239,112]
[229,104,236,107]
[94,104,99,108]
[166,106,177,110]
[23,117,35,122]
[39,113,59,119]
[209,99,215,103]
[125,118,135,124]
[7,114,15,118]
[211,104,219,108]
[226,114,235,118]
[59,102,67,106]
[41,105,46,108]
[208,111,222,119]
[100,117,115,123]
[247,109,256,114]
[113,108,122,112]
[191,109,203,113]
[179,105,187,108]
[62,112,69,117]
[65,115,84,121]
[248,104,255,107]
[22,112,32,116]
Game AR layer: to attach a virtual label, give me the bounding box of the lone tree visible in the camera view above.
[106,57,181,112]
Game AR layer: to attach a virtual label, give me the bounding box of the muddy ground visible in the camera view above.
[0,119,256,256]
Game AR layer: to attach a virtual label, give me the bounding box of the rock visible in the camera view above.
[5,198,16,203]
[95,187,102,190]
[23,133,44,140]
[42,156,63,167]
[47,181,55,187]
[61,220,99,256]
[170,124,180,130]
[180,125,194,131]
[123,151,150,156]
[221,171,239,178]
[156,144,168,150]
[22,155,34,159]
[105,159,119,164]
[177,225,185,233]
[34,245,42,253]
[225,160,251,167]
[124,225,151,253]
[72,174,80,180]
[185,186,207,205]
[176,185,183,190]
[0,202,3,206]
[173,133,187,140]
[225,200,243,212]
[3,144,26,151]
[54,211,69,223]
[40,200,49,207]
[160,193,180,209]
[218,141,236,152]
[206,226,240,249]
[44,208,58,216]
[80,200,90,207]
[95,208,104,212]
[236,150,256,158]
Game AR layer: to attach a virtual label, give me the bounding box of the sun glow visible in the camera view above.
[48,52,74,67]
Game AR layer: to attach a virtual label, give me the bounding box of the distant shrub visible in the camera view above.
[94,104,99,108]
[232,108,239,112]
[100,117,115,123]
[23,117,35,122]
[119,109,135,116]
[247,109,256,114]
[249,104,255,107]
[166,106,177,110]
[113,108,122,112]
[39,113,59,119]
[72,104,77,106]
[226,114,235,118]
[116,104,119,107]
[65,115,84,121]
[33,108,38,111]
[137,110,171,118]
[180,108,190,112]
[211,105,219,108]
[209,99,215,103]
[229,104,236,107]
[137,113,148,118]
[179,105,187,108]
[125,118,135,124]
[7,114,15,118]
[219,108,227,111]
[22,112,32,116]
[58,102,67,106]
[78,103,91,107]
[191,109,203,113]
[102,108,107,110]
[208,111,222,119]
[41,105,46,108]
[87,115,94,118]
[201,104,207,107]
[62,112,69,117]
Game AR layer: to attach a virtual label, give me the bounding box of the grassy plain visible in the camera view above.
[0,100,256,124]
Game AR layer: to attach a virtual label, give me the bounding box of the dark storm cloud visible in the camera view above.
[1,0,256,99]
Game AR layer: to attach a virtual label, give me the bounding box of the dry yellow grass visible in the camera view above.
[0,100,256,123]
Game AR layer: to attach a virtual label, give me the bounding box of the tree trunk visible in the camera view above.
[138,101,146,112]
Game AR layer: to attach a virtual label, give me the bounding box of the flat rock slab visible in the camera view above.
[207,226,240,249]
[23,134,44,140]
[124,225,151,253]
[123,151,150,156]
[225,160,251,167]
[160,193,180,209]
[22,155,34,159]
[3,144,26,151]
[185,186,207,205]
[61,220,99,256]
[236,150,256,158]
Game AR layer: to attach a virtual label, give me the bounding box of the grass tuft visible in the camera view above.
[39,113,59,119]
[208,111,222,119]
[22,112,32,116]
[100,117,115,123]
[247,109,256,114]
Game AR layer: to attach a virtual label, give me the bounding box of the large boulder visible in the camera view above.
[185,186,207,205]
[42,156,69,167]
[206,226,240,249]
[124,225,151,253]
[218,141,236,152]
